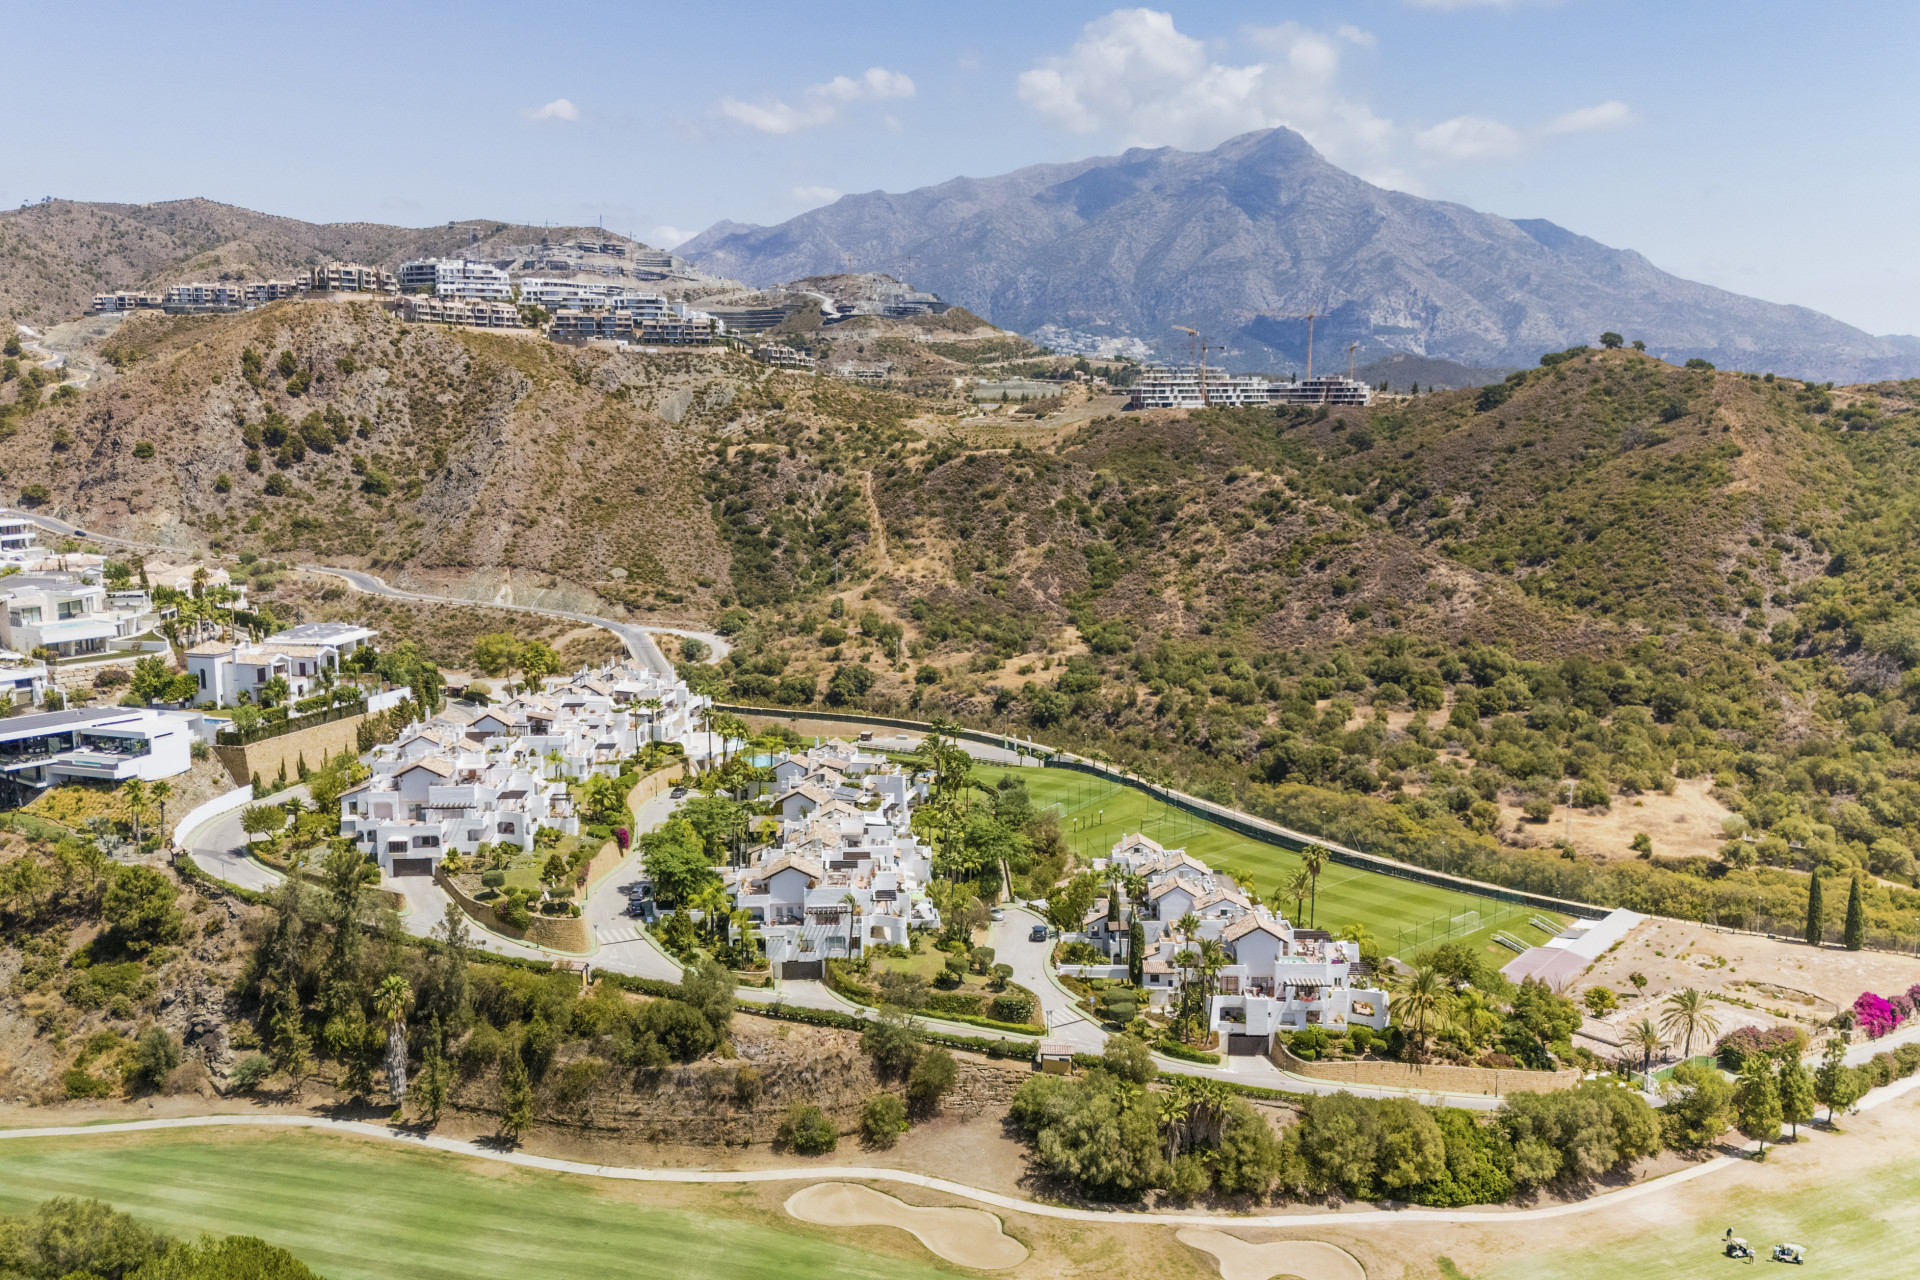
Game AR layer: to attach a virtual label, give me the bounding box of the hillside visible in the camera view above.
[8,297,1920,945]
[0,199,661,325]
[679,128,1919,383]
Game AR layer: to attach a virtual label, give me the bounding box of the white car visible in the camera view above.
[989,908,1006,922]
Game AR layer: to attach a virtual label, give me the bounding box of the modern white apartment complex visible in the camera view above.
[396,258,513,300]
[1127,367,1375,410]
[398,296,522,329]
[309,262,397,294]
[91,291,164,313]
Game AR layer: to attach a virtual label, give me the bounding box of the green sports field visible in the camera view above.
[978,764,1568,961]
[0,1129,951,1280]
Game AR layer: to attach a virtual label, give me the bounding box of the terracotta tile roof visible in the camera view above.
[396,757,454,778]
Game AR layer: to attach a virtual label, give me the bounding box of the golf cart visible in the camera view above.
[1723,1232,1755,1261]
[1771,1243,1805,1265]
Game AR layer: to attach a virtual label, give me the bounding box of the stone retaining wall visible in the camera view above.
[213,715,364,788]
[1269,1042,1585,1096]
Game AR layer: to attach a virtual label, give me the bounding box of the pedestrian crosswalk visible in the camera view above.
[595,924,645,946]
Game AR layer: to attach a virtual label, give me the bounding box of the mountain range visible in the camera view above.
[680,128,1920,383]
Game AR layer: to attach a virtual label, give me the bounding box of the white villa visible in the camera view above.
[722,742,940,978]
[185,622,378,707]
[0,572,162,660]
[1079,833,1391,1055]
[0,706,201,807]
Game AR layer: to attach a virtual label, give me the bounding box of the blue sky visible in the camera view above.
[10,2,1919,333]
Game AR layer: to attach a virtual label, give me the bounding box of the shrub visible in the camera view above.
[907,1046,958,1112]
[778,1103,838,1154]
[229,1054,273,1092]
[861,1093,909,1147]
[63,1068,113,1099]
[1347,1025,1375,1054]
[989,992,1033,1024]
[1290,1025,1332,1060]
[1714,1025,1806,1071]
[128,1027,181,1090]
[1101,1033,1157,1084]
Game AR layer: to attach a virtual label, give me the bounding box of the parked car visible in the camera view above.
[670,786,688,799]
[1029,924,1049,942]
[627,899,654,921]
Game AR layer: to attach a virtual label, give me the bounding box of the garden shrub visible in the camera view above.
[862,1093,909,1148]
[778,1103,838,1154]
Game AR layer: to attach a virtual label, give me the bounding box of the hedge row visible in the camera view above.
[1156,1039,1222,1065]
[735,1000,1038,1061]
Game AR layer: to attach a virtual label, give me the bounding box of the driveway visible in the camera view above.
[182,785,306,893]
[989,904,1104,1052]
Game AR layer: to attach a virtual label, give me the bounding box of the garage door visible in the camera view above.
[1226,1033,1270,1056]
[780,960,824,981]
[390,857,433,877]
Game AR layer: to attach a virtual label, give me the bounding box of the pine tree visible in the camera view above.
[1844,873,1866,951]
[251,770,265,800]
[498,1053,533,1143]
[1776,1056,1816,1140]
[1733,1056,1783,1156]
[1804,872,1825,946]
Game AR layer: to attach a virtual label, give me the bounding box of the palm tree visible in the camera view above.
[374,974,412,1104]
[641,696,664,744]
[1279,867,1312,925]
[1659,988,1721,1060]
[1391,963,1450,1062]
[1176,911,1201,940]
[1300,844,1329,927]
[149,780,172,849]
[120,778,148,848]
[1155,1086,1189,1162]
[1626,1016,1665,1072]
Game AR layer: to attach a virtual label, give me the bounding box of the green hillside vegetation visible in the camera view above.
[706,352,1920,943]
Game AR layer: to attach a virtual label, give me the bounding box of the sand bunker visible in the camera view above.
[1178,1228,1366,1280]
[786,1182,1029,1270]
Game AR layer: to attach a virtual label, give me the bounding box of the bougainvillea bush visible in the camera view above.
[1855,991,1900,1039]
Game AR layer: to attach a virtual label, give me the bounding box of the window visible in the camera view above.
[10,607,41,625]
[197,670,206,688]
[57,599,84,619]
[497,822,515,834]
[412,835,439,849]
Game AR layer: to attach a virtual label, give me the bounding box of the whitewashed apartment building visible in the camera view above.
[723,742,940,978]
[1082,833,1390,1054]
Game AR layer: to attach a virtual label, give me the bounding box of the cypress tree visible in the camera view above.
[1127,917,1145,986]
[1804,871,1824,946]
[251,770,265,800]
[1844,873,1866,951]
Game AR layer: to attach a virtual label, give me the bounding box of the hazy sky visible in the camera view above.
[11,2,1919,334]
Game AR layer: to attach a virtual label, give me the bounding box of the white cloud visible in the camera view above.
[1417,99,1633,161]
[718,67,915,135]
[1018,10,1396,172]
[648,225,692,249]
[522,98,580,123]
[788,186,843,207]
[1019,9,1630,185]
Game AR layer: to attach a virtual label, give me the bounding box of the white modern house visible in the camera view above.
[0,573,160,659]
[0,648,49,708]
[338,743,577,876]
[184,622,376,707]
[0,707,197,807]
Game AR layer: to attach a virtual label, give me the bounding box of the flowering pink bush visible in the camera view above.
[1855,991,1899,1039]
[1895,992,1918,1022]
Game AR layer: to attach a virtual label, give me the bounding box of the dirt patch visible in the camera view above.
[786,1182,1028,1270]
[1500,777,1738,862]
[1577,917,1920,1017]
[1177,1229,1365,1280]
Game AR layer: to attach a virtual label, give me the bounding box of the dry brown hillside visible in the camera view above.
[3,300,748,615]
[0,198,651,325]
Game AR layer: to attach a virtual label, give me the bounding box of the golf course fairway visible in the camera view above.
[0,1127,956,1280]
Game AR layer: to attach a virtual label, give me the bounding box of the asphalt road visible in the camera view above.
[298,564,730,674]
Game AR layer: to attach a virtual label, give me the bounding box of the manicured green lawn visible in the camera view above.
[977,765,1566,961]
[0,1130,954,1280]
[1484,1145,1920,1279]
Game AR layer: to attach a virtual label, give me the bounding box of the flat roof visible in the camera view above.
[0,707,152,741]
[273,622,376,642]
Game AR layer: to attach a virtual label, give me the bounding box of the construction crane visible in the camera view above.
[1172,325,1212,405]
[1347,342,1360,381]
[1272,310,1321,381]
